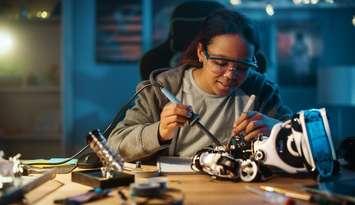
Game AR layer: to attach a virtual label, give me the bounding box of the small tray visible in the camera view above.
[71,169,134,188]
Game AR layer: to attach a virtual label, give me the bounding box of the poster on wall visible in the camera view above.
[96,0,142,63]
[277,23,322,87]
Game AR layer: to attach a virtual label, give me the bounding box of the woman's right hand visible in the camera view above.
[159,103,192,142]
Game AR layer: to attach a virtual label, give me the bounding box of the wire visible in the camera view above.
[25,82,159,166]
[103,82,160,138]
[25,145,89,166]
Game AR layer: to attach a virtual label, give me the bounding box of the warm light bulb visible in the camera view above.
[352,16,355,27]
[265,4,274,16]
[36,10,49,19]
[40,11,48,19]
[0,31,13,55]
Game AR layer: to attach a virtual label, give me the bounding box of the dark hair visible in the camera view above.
[255,51,267,73]
[180,9,260,68]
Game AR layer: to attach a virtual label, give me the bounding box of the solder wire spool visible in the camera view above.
[148,177,168,190]
[128,178,184,205]
[130,177,168,197]
[132,167,160,179]
[130,181,164,197]
[123,162,160,180]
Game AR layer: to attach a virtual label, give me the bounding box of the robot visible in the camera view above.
[191,108,339,182]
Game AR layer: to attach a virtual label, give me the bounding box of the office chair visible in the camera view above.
[139,0,225,80]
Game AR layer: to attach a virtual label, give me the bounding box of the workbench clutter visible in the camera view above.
[70,169,183,205]
[68,129,183,205]
[70,129,158,188]
[1,107,355,204]
[0,151,57,205]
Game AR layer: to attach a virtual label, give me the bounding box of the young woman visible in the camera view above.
[108,9,291,162]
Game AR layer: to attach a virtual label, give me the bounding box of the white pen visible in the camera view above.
[237,94,256,137]
[242,94,256,113]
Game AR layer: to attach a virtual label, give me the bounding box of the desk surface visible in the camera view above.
[26,172,316,205]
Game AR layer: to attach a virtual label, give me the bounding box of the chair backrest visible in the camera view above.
[139,1,225,80]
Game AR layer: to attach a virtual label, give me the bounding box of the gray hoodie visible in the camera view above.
[108,64,291,162]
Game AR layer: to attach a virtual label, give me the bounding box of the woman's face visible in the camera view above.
[195,34,256,96]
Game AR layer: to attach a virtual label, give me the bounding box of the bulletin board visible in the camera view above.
[95,0,142,63]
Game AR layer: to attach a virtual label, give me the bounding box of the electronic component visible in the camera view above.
[86,129,124,178]
[71,129,134,188]
[0,152,24,178]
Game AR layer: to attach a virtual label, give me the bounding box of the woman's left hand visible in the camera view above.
[231,111,280,141]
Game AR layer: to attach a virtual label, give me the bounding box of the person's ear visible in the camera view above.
[196,43,205,63]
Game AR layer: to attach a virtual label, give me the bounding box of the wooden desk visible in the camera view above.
[26,172,315,205]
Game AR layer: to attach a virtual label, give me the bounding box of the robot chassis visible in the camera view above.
[191,108,338,182]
